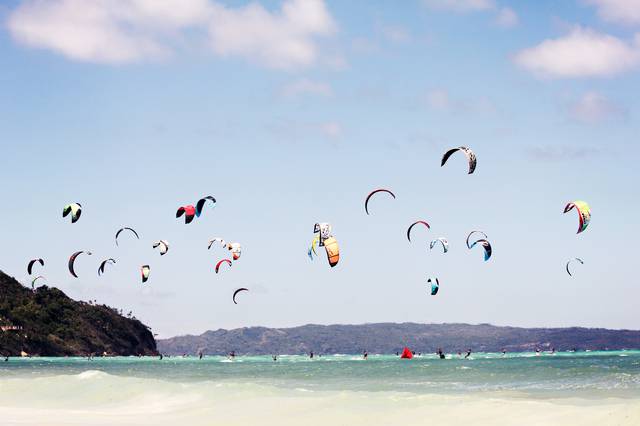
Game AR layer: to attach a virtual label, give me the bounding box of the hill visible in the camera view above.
[0,270,157,356]
[158,323,640,355]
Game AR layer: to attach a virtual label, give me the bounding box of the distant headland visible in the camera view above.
[158,323,640,356]
[0,270,157,357]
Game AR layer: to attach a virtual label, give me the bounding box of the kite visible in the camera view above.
[98,258,116,276]
[428,277,440,296]
[152,240,169,256]
[176,205,196,224]
[195,196,216,217]
[407,221,430,242]
[566,258,584,277]
[141,265,150,283]
[115,227,139,246]
[215,259,232,274]
[364,189,396,215]
[563,201,591,234]
[63,203,82,223]
[232,288,248,305]
[441,147,476,174]
[429,238,449,253]
[27,258,44,275]
[69,251,92,278]
[469,239,492,261]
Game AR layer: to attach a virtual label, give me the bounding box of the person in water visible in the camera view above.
[3,355,8,362]
[159,353,163,360]
[465,349,471,359]
[272,355,278,362]
[309,351,314,359]
[363,351,368,360]
[229,351,236,359]
[437,348,445,359]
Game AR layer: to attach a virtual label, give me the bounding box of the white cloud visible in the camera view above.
[513,27,640,78]
[7,0,337,69]
[279,78,333,98]
[568,92,626,123]
[319,121,342,138]
[425,88,495,114]
[495,7,518,28]
[381,25,411,43]
[584,0,640,26]
[422,0,495,13]
[208,0,336,70]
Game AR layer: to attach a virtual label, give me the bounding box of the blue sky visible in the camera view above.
[1,0,639,337]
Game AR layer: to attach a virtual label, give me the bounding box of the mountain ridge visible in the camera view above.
[157,322,640,355]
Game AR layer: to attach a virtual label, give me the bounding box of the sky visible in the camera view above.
[1,0,639,338]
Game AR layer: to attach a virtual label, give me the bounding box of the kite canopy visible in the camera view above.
[176,205,196,224]
[407,221,430,242]
[400,347,413,359]
[195,196,216,217]
[429,238,449,253]
[564,201,591,234]
[466,231,488,249]
[208,238,227,250]
[98,258,116,276]
[27,258,44,275]
[153,240,169,256]
[115,227,139,246]
[232,288,248,304]
[364,189,396,215]
[428,277,440,296]
[227,242,242,261]
[313,223,339,267]
[62,203,82,223]
[566,258,584,277]
[215,259,232,274]
[441,146,477,174]
[141,265,150,283]
[470,239,492,261]
[308,235,319,260]
[31,275,46,290]
[68,251,92,278]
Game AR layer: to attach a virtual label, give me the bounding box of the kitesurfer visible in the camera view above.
[465,349,471,359]
[199,351,203,360]
[437,348,445,359]
[363,351,368,360]
[309,351,314,359]
[3,355,8,362]
[159,353,163,360]
[229,351,236,359]
[272,355,278,361]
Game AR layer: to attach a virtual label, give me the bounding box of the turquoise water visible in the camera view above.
[3,351,639,398]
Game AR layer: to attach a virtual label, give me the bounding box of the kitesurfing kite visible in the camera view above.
[141,265,150,283]
[68,251,92,278]
[407,221,430,242]
[428,277,440,296]
[152,240,169,256]
[215,259,232,274]
[227,242,242,261]
[98,258,116,276]
[566,258,584,277]
[176,205,196,224]
[62,203,82,223]
[466,231,488,249]
[313,223,339,267]
[364,189,396,215]
[429,238,449,253]
[115,227,139,246]
[208,238,227,250]
[31,275,46,290]
[308,234,319,260]
[469,239,492,261]
[232,288,248,304]
[195,196,216,217]
[441,147,476,174]
[563,201,591,234]
[27,258,44,275]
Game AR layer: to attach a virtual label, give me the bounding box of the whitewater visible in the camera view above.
[1,351,639,425]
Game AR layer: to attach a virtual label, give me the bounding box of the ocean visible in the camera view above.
[1,351,639,425]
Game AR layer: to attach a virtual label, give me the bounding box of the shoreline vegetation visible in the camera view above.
[0,270,157,357]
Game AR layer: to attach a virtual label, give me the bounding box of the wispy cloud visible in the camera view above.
[567,92,627,123]
[279,78,333,99]
[425,88,496,114]
[422,0,495,13]
[381,25,412,44]
[7,0,338,70]
[526,145,599,161]
[584,0,640,26]
[422,0,517,28]
[513,26,640,78]
[495,7,518,28]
